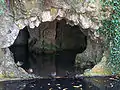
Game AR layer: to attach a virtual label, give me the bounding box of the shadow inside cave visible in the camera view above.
[9,19,95,77]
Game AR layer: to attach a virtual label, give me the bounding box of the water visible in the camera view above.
[0,76,120,90]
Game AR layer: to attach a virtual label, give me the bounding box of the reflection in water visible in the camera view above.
[84,76,120,90]
[0,82,4,90]
[0,76,119,90]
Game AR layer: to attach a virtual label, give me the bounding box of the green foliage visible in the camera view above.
[0,0,6,15]
[97,0,120,74]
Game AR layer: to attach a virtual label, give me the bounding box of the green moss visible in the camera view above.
[0,72,15,79]
[0,74,5,78]
[84,68,112,76]
[8,72,15,78]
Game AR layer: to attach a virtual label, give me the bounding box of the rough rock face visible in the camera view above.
[0,0,112,48]
[0,0,112,78]
[84,51,112,76]
[0,0,110,48]
[0,13,20,48]
[0,48,33,79]
[28,20,57,52]
[75,38,104,72]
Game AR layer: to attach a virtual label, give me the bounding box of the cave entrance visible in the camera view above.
[28,19,88,77]
[9,19,88,77]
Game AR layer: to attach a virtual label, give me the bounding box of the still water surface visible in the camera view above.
[0,76,119,90]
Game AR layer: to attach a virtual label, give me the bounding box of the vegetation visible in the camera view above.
[97,0,120,74]
[0,0,6,15]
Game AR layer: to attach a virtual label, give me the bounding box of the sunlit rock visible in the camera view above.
[57,9,65,18]
[84,51,112,76]
[79,15,92,29]
[69,14,79,25]
[24,19,29,26]
[42,11,52,22]
[30,17,37,22]
[15,19,26,29]
[29,20,35,29]
[35,18,41,27]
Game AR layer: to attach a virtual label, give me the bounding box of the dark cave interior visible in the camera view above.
[8,19,92,77]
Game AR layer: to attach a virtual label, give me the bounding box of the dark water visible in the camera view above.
[0,76,120,90]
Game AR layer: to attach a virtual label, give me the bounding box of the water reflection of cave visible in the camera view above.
[55,19,88,76]
[10,19,90,76]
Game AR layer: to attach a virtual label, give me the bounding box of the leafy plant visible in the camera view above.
[0,0,6,15]
[97,0,120,74]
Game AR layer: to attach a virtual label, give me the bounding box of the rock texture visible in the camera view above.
[1,0,111,48]
[0,48,34,79]
[84,51,112,76]
[0,0,113,78]
[75,38,104,71]
[0,0,112,48]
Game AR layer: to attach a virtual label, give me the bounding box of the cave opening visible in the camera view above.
[9,19,89,77]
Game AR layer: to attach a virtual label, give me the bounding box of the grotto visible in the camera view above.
[0,0,120,81]
[0,0,120,90]
[8,18,89,76]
